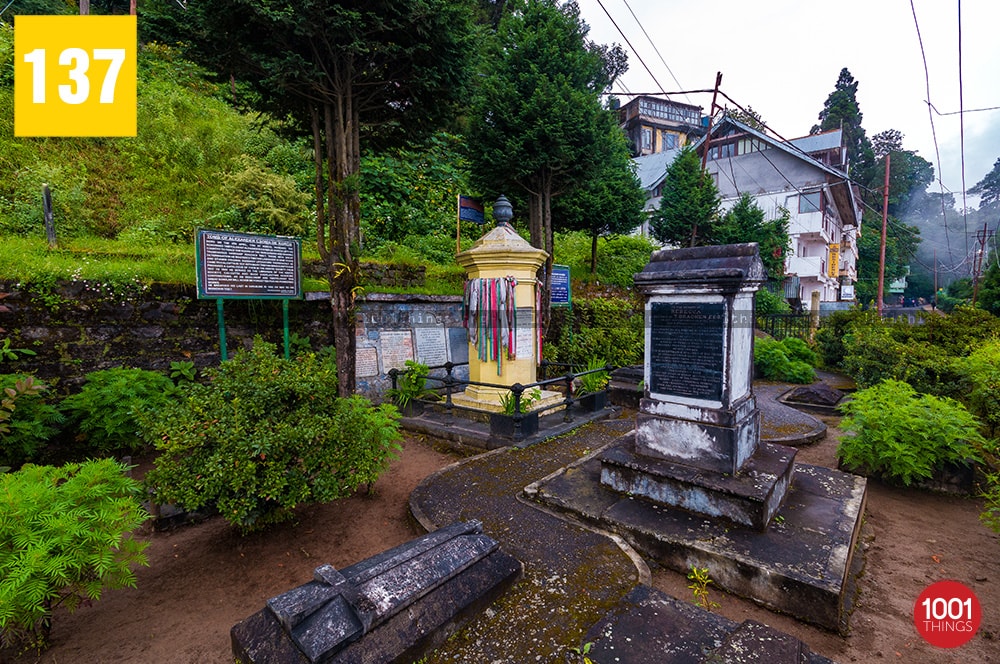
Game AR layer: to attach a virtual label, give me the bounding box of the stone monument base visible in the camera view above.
[600,435,796,530]
[526,435,868,634]
[451,388,562,415]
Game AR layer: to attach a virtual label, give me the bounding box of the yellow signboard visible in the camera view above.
[828,243,840,278]
[15,16,137,137]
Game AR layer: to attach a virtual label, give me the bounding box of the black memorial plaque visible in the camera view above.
[197,229,301,299]
[649,301,725,401]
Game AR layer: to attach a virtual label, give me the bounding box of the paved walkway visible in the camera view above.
[410,413,645,663]
[409,381,832,663]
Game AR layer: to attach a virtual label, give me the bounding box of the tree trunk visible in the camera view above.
[590,232,598,275]
[312,87,361,397]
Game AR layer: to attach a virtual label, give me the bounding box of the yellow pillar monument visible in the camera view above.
[452,202,560,413]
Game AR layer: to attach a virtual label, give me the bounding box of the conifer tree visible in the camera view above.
[649,146,721,247]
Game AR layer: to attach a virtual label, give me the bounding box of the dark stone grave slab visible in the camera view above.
[231,521,521,663]
[580,585,835,663]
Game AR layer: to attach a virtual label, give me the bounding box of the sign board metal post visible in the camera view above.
[196,229,302,362]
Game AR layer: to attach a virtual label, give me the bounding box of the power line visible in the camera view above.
[927,101,1000,116]
[957,0,970,255]
[593,0,668,97]
[909,0,954,262]
[617,0,692,105]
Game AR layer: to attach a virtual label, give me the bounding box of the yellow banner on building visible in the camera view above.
[828,244,840,277]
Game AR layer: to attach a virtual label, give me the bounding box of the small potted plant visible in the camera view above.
[387,360,430,416]
[576,358,610,412]
[490,387,542,438]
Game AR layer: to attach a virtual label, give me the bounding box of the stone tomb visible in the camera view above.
[601,243,794,530]
[527,243,867,633]
[231,521,521,663]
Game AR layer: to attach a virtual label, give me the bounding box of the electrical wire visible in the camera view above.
[0,0,16,18]
[910,0,954,262]
[957,0,970,255]
[618,0,692,105]
[593,0,668,97]
[927,101,1000,116]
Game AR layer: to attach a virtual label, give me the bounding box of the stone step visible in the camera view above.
[600,435,797,530]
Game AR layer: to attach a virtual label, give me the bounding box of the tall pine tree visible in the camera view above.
[811,68,873,178]
[649,146,721,247]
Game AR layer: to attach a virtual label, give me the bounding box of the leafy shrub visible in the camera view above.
[838,379,987,486]
[905,306,1000,356]
[841,323,964,397]
[0,459,149,650]
[982,473,1000,534]
[777,337,818,366]
[553,231,656,288]
[0,375,63,470]
[545,297,643,368]
[141,339,402,532]
[755,288,791,316]
[955,338,1000,438]
[813,308,878,368]
[753,338,815,384]
[60,368,179,456]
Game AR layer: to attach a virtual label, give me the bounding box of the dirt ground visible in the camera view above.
[7,415,999,664]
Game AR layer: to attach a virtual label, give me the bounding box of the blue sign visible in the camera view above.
[551,264,571,306]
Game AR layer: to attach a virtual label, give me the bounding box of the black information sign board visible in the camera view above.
[196,229,302,299]
[649,301,725,401]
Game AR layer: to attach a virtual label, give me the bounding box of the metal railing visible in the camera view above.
[756,312,812,340]
[388,360,613,442]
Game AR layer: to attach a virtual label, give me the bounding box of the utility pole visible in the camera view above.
[692,71,723,248]
[972,222,994,306]
[877,154,890,315]
[933,248,938,310]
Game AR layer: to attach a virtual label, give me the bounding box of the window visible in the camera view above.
[799,191,823,214]
[641,128,652,150]
[662,132,678,150]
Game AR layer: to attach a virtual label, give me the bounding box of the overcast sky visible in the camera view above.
[576,0,1000,207]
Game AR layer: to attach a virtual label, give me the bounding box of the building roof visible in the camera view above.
[788,129,843,155]
[633,149,680,191]
[692,116,861,227]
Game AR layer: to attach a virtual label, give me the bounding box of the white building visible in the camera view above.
[635,115,862,305]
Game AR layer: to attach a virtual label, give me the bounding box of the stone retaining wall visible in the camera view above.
[0,280,466,400]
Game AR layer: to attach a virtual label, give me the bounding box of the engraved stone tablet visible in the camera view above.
[356,347,379,377]
[448,327,469,365]
[649,302,724,401]
[380,331,413,373]
[415,326,448,367]
[515,307,535,361]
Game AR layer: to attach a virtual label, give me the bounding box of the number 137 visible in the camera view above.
[22,48,127,105]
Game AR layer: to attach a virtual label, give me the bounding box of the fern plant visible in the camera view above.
[60,367,179,455]
[838,379,987,486]
[0,375,63,470]
[387,360,430,409]
[0,459,150,650]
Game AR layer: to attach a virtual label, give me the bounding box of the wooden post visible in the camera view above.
[877,154,889,315]
[130,0,137,15]
[80,0,90,15]
[42,184,57,249]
